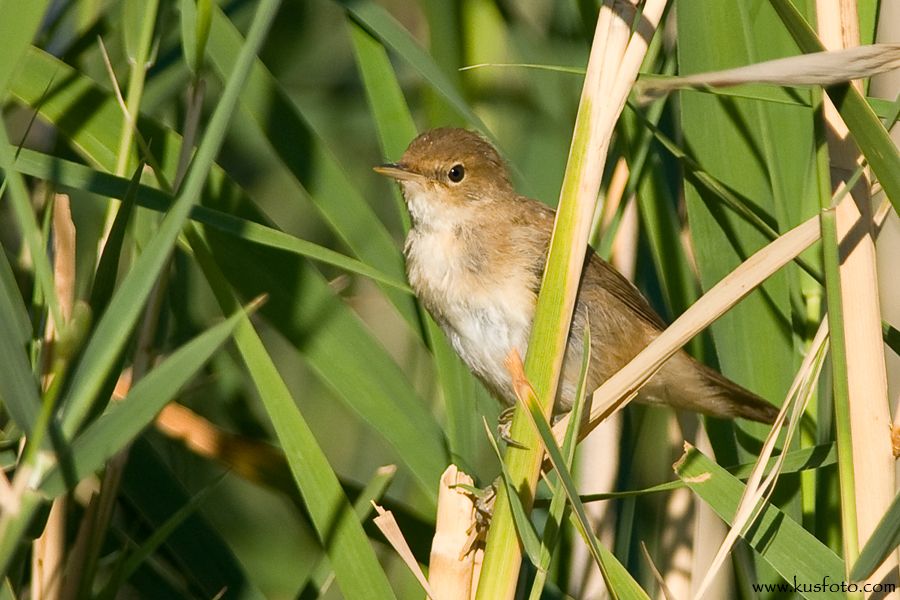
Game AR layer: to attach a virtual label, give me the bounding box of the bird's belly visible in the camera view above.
[439,299,530,405]
[405,229,536,404]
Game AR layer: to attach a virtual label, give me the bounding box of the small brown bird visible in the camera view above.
[375,128,778,425]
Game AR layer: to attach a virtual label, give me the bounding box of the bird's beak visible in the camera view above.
[373,162,423,182]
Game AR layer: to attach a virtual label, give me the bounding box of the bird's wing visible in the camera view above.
[517,194,668,331]
[585,253,669,331]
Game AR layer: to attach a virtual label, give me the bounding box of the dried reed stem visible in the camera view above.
[817,0,897,593]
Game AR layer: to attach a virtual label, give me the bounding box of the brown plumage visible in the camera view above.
[375,128,778,425]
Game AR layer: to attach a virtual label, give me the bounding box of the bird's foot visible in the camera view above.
[453,478,498,556]
[498,406,528,449]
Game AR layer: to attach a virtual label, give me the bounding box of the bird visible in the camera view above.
[374,128,779,426]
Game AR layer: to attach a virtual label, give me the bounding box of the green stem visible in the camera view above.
[477,4,626,595]
[820,208,859,573]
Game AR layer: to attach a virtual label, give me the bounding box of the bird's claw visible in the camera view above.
[498,406,528,449]
[454,479,498,557]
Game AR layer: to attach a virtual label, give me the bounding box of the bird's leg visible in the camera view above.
[473,477,497,528]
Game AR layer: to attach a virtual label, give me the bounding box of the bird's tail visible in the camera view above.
[645,352,780,425]
[694,361,780,424]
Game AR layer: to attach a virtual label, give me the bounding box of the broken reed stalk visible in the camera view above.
[475,1,669,597]
[428,465,481,600]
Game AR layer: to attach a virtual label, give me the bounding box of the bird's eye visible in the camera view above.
[447,164,465,183]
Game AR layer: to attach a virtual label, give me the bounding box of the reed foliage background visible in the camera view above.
[0,0,897,598]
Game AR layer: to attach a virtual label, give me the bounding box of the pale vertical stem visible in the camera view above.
[869,0,900,437]
[32,194,76,600]
[569,414,621,598]
[688,430,734,600]
[32,499,65,600]
[661,414,698,600]
[591,156,629,242]
[661,471,694,598]
[817,0,897,593]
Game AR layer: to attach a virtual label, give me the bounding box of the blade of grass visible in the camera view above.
[482,422,543,567]
[851,491,900,582]
[307,465,398,596]
[820,208,859,570]
[39,305,249,497]
[9,148,410,292]
[419,0,465,127]
[0,120,63,331]
[0,245,41,431]
[58,0,282,437]
[338,0,490,134]
[0,1,51,98]
[186,227,398,600]
[88,161,142,319]
[0,236,31,344]
[205,5,419,327]
[347,19,413,228]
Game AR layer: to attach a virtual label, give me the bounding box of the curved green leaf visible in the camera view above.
[675,444,845,599]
